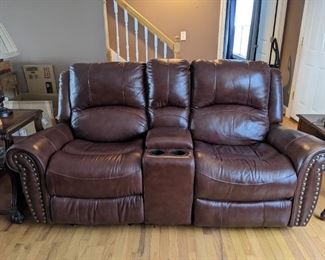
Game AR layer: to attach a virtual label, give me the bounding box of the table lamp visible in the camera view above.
[0,23,19,117]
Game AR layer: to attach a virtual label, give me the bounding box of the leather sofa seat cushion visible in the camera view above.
[146,127,193,149]
[194,141,297,201]
[46,138,144,198]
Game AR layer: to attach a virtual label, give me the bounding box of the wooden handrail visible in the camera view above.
[103,0,111,60]
[116,0,175,50]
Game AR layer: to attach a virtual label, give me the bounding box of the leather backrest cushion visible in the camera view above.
[191,104,269,145]
[71,107,147,142]
[191,60,271,145]
[69,63,147,142]
[70,63,146,108]
[191,60,270,109]
[147,59,190,128]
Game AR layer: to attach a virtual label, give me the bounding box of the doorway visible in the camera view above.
[287,0,325,120]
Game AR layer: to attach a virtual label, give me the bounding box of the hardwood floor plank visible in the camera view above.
[0,192,324,260]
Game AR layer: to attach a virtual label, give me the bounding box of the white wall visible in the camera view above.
[0,0,107,91]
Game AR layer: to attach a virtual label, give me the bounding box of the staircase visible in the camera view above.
[103,0,181,62]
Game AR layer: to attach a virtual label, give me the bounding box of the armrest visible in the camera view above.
[267,125,325,172]
[146,127,193,149]
[7,123,73,172]
[6,123,73,223]
[267,124,325,226]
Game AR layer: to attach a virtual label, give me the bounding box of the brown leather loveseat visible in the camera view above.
[6,59,325,227]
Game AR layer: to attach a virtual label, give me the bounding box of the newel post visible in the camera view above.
[173,35,181,59]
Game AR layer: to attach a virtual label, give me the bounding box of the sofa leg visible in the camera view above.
[320,209,325,220]
[9,170,25,224]
[10,210,24,224]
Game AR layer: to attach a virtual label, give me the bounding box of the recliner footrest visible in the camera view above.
[50,196,144,225]
[194,198,292,227]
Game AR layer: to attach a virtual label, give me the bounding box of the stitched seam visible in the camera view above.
[61,150,138,156]
[213,63,217,103]
[154,114,188,120]
[198,171,297,185]
[283,135,308,153]
[47,169,140,180]
[38,134,58,151]
[156,105,187,109]
[196,135,258,142]
[121,63,126,105]
[88,64,93,105]
[77,107,146,119]
[55,127,72,144]
[247,63,251,106]
[195,109,267,116]
[167,62,170,105]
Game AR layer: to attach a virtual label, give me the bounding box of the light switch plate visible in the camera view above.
[180,31,187,41]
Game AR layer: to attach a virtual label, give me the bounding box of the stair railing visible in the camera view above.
[103,0,181,62]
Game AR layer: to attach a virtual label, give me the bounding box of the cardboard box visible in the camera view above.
[11,93,58,116]
[0,72,17,99]
[0,61,11,75]
[23,65,57,94]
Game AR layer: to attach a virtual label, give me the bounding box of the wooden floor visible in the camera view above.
[1,117,325,260]
[282,116,299,130]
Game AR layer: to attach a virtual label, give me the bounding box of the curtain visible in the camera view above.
[223,0,237,59]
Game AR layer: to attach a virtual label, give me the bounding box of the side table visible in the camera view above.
[0,109,43,223]
[297,114,325,220]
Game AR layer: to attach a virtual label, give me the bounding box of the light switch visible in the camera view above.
[180,31,187,41]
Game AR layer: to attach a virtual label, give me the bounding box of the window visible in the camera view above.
[232,0,255,59]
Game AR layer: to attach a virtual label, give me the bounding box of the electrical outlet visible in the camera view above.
[180,31,187,41]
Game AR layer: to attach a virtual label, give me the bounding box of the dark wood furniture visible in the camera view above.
[297,114,325,220]
[0,109,43,223]
[298,114,325,140]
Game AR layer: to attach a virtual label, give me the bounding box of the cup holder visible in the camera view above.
[149,149,165,156]
[171,149,188,156]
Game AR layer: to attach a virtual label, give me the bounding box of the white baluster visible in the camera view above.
[163,42,167,59]
[144,26,149,62]
[124,9,130,61]
[154,34,158,59]
[113,0,120,60]
[134,18,139,62]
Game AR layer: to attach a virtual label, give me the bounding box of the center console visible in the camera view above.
[143,127,194,225]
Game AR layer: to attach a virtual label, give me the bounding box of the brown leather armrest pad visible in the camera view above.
[146,127,193,149]
[267,125,325,171]
[6,123,73,172]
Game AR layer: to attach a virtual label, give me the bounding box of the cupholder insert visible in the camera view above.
[171,149,188,156]
[149,149,165,156]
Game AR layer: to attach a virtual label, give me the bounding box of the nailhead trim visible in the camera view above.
[15,153,47,223]
[295,153,325,226]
